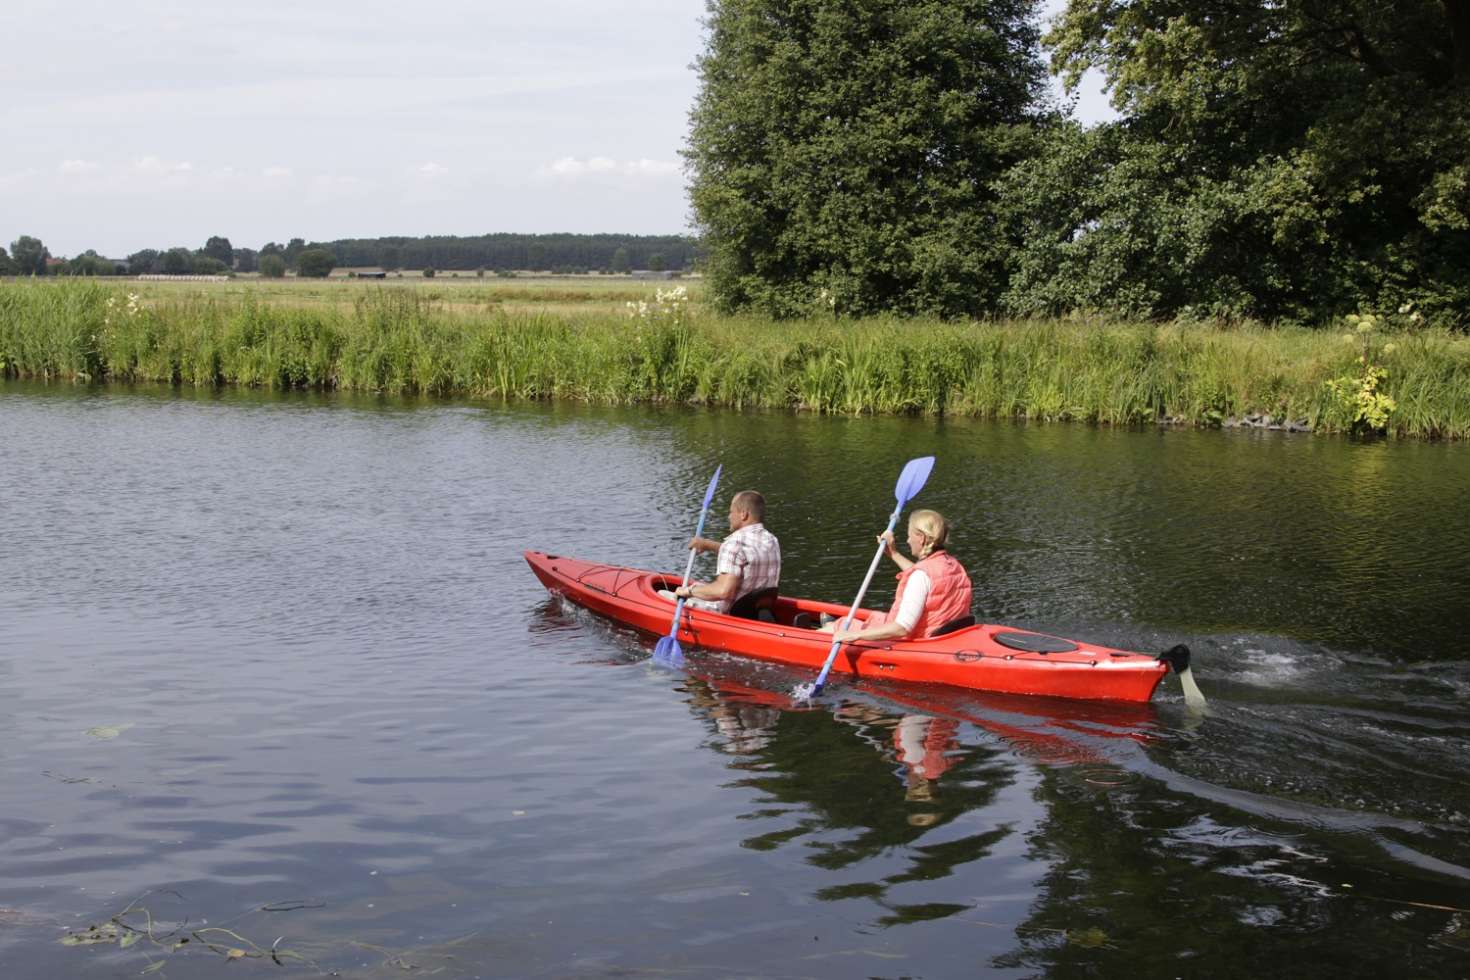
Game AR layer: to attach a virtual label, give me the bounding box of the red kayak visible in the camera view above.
[525,551,1191,703]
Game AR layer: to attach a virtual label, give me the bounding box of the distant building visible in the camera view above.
[355,269,387,279]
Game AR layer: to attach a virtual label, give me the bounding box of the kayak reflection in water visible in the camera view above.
[659,489,781,615]
[820,509,974,643]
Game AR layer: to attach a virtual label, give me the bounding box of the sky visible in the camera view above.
[3,0,1115,258]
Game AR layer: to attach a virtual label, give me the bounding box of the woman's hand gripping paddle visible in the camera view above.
[653,464,722,666]
[802,456,935,698]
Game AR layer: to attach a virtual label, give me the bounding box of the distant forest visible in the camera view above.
[1,232,700,278]
[322,234,699,273]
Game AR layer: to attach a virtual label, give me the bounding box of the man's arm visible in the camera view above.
[676,571,741,603]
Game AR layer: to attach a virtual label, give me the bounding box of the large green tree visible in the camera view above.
[10,236,49,276]
[1001,0,1470,321]
[126,249,160,274]
[202,235,234,267]
[296,248,336,278]
[162,247,193,275]
[687,0,1049,317]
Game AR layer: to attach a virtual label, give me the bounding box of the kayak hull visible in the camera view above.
[524,551,1170,703]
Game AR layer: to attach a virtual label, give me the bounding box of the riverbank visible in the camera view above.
[2,279,1467,437]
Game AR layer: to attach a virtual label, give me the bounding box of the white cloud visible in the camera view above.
[416,161,448,178]
[134,156,193,176]
[59,159,99,174]
[541,155,680,182]
[262,166,293,179]
[0,168,40,188]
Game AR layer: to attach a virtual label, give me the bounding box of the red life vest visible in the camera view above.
[885,551,973,639]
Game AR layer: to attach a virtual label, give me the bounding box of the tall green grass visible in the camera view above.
[3,280,1468,437]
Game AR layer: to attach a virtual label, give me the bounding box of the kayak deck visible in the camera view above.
[525,550,1170,703]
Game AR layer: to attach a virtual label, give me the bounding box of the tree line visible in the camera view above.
[688,0,1470,324]
[1,233,699,279]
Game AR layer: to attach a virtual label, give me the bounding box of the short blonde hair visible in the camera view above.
[908,509,949,558]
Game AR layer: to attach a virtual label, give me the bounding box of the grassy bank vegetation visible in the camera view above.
[2,279,1467,438]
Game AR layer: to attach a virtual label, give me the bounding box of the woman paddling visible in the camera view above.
[823,509,973,643]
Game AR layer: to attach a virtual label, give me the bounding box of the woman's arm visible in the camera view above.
[832,619,909,644]
[880,531,913,572]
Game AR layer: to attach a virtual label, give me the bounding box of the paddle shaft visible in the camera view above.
[811,508,901,693]
[664,495,717,637]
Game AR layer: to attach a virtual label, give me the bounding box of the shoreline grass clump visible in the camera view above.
[2,279,1468,438]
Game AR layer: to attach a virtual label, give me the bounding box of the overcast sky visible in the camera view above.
[3,0,1114,258]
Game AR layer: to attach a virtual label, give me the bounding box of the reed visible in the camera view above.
[3,280,1468,438]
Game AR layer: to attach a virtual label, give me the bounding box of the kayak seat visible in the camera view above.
[930,614,976,638]
[729,587,779,623]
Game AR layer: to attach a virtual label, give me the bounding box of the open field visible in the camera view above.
[2,277,1467,437]
[122,273,696,319]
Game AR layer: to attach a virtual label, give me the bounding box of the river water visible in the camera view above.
[2,381,1468,978]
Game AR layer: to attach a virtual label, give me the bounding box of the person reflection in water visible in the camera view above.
[836,703,961,823]
[894,714,961,823]
[659,490,781,614]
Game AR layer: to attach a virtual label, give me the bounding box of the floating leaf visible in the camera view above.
[86,723,134,740]
[61,922,120,945]
[120,930,141,949]
[227,948,246,959]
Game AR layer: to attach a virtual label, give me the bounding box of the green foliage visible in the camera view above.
[202,236,233,267]
[190,254,229,275]
[5,280,1468,437]
[258,254,286,279]
[162,248,192,275]
[1031,0,1470,324]
[1324,312,1401,434]
[296,249,336,279]
[10,236,49,276]
[126,249,160,274]
[0,246,12,276]
[687,0,1049,319]
[69,251,121,277]
[422,267,436,279]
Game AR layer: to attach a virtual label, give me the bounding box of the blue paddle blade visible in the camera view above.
[702,464,723,509]
[894,456,935,508]
[652,634,683,665]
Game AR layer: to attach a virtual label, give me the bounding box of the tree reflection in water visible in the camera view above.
[683,671,1016,925]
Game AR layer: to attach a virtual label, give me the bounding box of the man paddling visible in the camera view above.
[659,490,780,614]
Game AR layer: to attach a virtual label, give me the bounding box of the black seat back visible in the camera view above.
[729,586,779,622]
[930,614,976,638]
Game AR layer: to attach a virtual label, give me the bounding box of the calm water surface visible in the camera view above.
[2,381,1468,978]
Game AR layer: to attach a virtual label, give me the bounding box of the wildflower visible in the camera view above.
[1382,343,1397,355]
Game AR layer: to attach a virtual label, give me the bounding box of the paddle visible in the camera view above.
[1157,644,1209,709]
[652,464,723,666]
[804,456,935,697]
